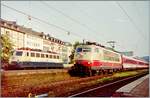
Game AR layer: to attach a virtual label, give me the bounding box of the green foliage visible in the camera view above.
[2,72,72,97]
[113,71,138,77]
[0,34,14,67]
[69,41,82,64]
[96,77,113,83]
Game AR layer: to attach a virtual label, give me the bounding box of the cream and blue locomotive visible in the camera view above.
[9,48,63,69]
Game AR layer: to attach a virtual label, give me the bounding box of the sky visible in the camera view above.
[1,1,149,57]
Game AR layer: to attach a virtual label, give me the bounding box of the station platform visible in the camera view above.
[115,74,149,97]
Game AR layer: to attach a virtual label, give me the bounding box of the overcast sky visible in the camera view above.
[1,1,149,57]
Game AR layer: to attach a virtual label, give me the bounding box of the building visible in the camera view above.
[0,19,72,63]
[64,42,73,63]
[59,42,73,64]
[0,19,43,50]
[1,19,25,49]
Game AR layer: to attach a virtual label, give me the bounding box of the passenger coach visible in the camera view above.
[122,55,148,69]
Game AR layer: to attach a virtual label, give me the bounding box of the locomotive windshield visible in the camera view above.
[77,48,82,52]
[76,47,91,52]
[83,48,91,52]
[16,51,23,56]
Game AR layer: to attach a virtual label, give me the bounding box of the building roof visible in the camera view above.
[0,18,71,45]
[0,18,42,36]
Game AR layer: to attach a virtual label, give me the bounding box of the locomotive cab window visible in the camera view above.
[16,51,23,56]
[82,48,91,52]
[77,48,82,52]
[77,47,91,52]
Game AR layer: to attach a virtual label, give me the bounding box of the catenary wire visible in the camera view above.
[116,1,149,56]
[1,3,85,40]
[41,1,100,42]
[116,1,147,40]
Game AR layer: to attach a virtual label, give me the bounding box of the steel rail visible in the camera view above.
[68,72,148,97]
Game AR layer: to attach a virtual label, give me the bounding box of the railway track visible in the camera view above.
[2,69,68,76]
[34,74,111,97]
[35,70,148,97]
[2,69,148,97]
[68,71,148,97]
[2,69,108,97]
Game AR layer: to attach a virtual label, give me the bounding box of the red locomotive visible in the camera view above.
[73,42,149,76]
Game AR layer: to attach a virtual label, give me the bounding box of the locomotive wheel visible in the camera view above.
[92,70,97,76]
[102,70,106,74]
[89,70,92,76]
[95,70,100,75]
[112,69,116,74]
[98,70,102,75]
[107,69,110,74]
[88,69,92,76]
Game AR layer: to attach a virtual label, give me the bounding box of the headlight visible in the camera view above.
[88,61,91,64]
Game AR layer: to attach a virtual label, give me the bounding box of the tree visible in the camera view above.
[69,41,82,64]
[0,34,14,68]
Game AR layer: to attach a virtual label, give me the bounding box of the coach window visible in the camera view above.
[41,54,44,58]
[31,52,35,57]
[36,53,40,57]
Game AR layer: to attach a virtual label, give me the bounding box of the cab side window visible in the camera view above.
[27,52,29,56]
[95,48,99,53]
[16,51,23,56]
